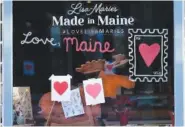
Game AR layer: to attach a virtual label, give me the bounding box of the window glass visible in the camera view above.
[13,1,174,126]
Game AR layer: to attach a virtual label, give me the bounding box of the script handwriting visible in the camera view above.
[63,37,115,53]
[68,3,118,16]
[20,32,59,46]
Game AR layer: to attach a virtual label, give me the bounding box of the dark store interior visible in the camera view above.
[13,1,174,126]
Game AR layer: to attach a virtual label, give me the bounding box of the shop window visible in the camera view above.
[13,1,174,126]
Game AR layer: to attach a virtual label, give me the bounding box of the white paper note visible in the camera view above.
[104,61,114,74]
[83,78,105,105]
[61,88,85,118]
[49,74,72,102]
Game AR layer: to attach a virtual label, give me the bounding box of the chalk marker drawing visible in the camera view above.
[128,29,168,82]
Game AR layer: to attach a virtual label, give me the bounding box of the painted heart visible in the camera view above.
[139,43,160,67]
[85,83,101,99]
[25,64,33,70]
[106,64,113,71]
[54,81,68,95]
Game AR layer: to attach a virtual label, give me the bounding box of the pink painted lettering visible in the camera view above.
[63,37,115,53]
[79,41,87,51]
[63,37,79,52]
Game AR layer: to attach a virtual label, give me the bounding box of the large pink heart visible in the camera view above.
[85,83,101,99]
[54,81,68,95]
[139,43,160,67]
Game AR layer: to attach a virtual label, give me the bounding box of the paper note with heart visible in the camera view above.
[23,61,34,76]
[128,29,168,82]
[83,78,105,105]
[61,88,85,118]
[49,74,72,102]
[104,61,115,74]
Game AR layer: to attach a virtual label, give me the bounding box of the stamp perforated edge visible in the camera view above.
[128,29,168,82]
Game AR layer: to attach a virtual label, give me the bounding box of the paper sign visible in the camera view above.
[13,87,34,124]
[83,78,105,105]
[104,61,115,74]
[61,88,85,118]
[49,74,72,102]
[23,61,34,76]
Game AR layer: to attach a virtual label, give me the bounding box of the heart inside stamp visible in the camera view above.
[139,43,160,67]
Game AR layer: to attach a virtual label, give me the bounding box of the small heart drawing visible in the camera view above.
[85,83,101,99]
[25,64,33,70]
[139,43,160,67]
[106,64,113,71]
[54,81,68,95]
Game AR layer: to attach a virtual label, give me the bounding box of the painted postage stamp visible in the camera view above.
[128,29,168,82]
